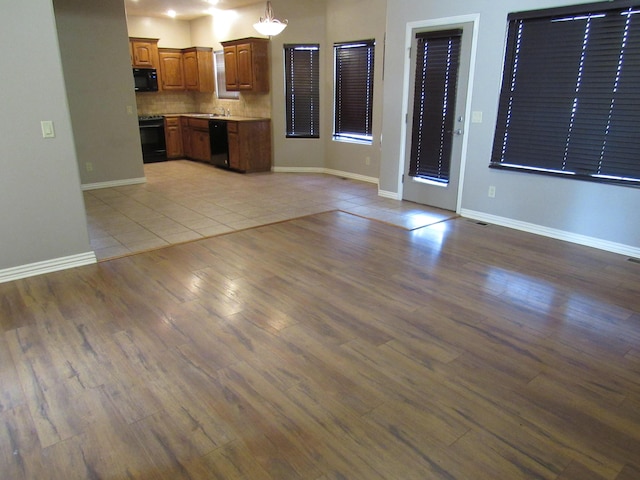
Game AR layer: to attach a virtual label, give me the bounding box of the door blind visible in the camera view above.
[409,30,462,184]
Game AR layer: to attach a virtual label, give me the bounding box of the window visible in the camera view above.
[284,44,320,138]
[333,40,375,143]
[491,1,640,186]
[409,30,462,185]
[214,50,239,100]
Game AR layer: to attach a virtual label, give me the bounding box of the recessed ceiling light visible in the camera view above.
[167,9,177,18]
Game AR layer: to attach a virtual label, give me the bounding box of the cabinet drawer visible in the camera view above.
[164,116,180,127]
[188,118,209,129]
[227,121,239,133]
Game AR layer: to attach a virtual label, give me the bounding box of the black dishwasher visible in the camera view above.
[209,120,229,168]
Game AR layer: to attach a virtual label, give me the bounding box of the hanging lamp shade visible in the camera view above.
[253,1,287,36]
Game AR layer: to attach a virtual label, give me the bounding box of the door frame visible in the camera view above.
[396,14,480,213]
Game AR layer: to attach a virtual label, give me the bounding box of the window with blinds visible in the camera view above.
[284,44,320,138]
[333,40,375,143]
[491,1,640,187]
[409,30,462,185]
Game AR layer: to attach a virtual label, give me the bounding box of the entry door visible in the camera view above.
[403,22,473,211]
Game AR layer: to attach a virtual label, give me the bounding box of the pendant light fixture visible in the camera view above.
[253,1,288,37]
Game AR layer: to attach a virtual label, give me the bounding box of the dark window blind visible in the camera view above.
[409,30,462,184]
[284,44,320,138]
[491,1,640,187]
[334,40,375,142]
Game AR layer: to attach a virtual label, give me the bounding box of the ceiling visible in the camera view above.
[124,0,261,20]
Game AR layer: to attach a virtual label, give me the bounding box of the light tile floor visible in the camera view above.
[84,160,456,260]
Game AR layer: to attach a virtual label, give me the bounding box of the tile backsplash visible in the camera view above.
[136,91,271,118]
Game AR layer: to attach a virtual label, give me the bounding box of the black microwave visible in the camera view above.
[133,68,158,92]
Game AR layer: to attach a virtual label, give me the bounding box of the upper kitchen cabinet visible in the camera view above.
[222,38,269,93]
[158,48,185,91]
[158,47,214,93]
[130,37,159,68]
[183,47,214,93]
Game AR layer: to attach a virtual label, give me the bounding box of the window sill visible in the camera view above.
[332,135,373,146]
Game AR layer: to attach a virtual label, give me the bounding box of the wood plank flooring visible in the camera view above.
[1,211,639,479]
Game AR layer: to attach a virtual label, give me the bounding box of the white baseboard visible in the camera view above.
[460,208,640,259]
[0,251,97,284]
[378,189,401,200]
[272,166,378,185]
[81,177,146,191]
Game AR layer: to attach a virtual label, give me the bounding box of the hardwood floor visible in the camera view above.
[1,210,639,479]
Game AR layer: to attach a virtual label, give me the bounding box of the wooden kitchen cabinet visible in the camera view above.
[222,38,269,93]
[183,47,214,93]
[164,116,183,159]
[187,118,211,163]
[130,38,159,68]
[158,48,185,91]
[181,117,192,159]
[227,120,271,172]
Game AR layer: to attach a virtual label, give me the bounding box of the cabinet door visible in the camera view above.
[190,129,211,162]
[131,40,156,68]
[236,43,254,90]
[164,118,183,159]
[159,50,185,90]
[183,49,214,93]
[183,51,199,91]
[223,46,239,90]
[227,122,241,170]
[181,120,192,158]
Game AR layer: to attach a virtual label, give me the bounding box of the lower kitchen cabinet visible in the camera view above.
[163,116,271,172]
[187,118,211,163]
[181,117,192,158]
[164,116,183,159]
[227,120,271,172]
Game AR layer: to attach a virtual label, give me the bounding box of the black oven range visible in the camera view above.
[138,115,167,163]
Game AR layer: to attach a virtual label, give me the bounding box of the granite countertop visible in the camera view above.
[163,112,269,122]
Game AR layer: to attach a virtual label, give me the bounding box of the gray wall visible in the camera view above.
[270,0,327,170]
[53,0,145,186]
[0,0,91,270]
[324,0,386,178]
[381,0,640,249]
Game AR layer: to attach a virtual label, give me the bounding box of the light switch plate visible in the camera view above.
[472,111,483,124]
[41,120,55,138]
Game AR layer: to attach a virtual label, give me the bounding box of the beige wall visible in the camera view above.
[53,0,145,186]
[126,16,192,47]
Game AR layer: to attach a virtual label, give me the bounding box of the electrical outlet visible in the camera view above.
[126,105,134,115]
[86,162,93,172]
[488,185,496,198]
[365,156,371,166]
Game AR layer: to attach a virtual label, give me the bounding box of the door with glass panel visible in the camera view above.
[403,22,473,211]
